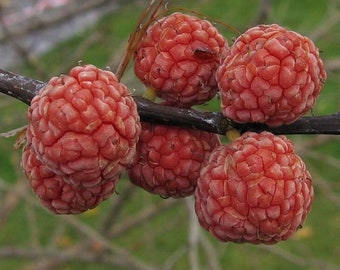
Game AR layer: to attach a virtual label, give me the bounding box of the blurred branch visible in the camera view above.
[0,245,157,270]
[0,0,115,42]
[302,149,340,207]
[185,197,222,270]
[0,6,48,78]
[185,197,201,270]
[252,0,272,25]
[325,58,340,72]
[0,178,26,222]
[0,247,93,262]
[258,245,340,270]
[162,246,187,270]
[100,182,137,235]
[61,214,158,270]
[108,198,178,238]
[0,173,158,270]
[199,234,222,270]
[311,169,340,207]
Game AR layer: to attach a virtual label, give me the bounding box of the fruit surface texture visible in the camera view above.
[22,145,118,214]
[195,131,314,244]
[216,24,326,126]
[26,64,141,188]
[134,12,228,107]
[128,123,220,198]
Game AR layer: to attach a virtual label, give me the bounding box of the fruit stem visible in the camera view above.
[226,129,241,142]
[142,87,157,102]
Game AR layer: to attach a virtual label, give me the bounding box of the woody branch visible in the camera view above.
[1,68,340,136]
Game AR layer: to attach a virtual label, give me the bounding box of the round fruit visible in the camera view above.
[134,12,229,107]
[27,64,141,188]
[127,122,220,198]
[195,131,314,244]
[216,24,326,126]
[22,145,118,214]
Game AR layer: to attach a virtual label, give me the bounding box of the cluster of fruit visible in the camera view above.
[21,10,326,244]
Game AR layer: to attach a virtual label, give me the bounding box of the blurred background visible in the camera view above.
[0,0,340,269]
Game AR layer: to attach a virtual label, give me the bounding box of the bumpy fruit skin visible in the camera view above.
[27,64,141,188]
[216,24,326,126]
[127,123,220,198]
[195,131,313,244]
[22,145,118,214]
[134,12,228,107]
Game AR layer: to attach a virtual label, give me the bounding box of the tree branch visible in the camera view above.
[0,69,45,105]
[1,68,340,135]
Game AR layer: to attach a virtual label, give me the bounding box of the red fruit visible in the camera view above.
[134,12,228,107]
[195,131,313,244]
[127,123,220,198]
[27,64,141,188]
[216,24,326,126]
[22,145,118,214]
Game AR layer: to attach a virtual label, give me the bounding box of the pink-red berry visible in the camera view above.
[27,64,141,188]
[134,12,229,107]
[216,24,326,126]
[127,123,220,198]
[195,131,313,244]
[22,145,118,214]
